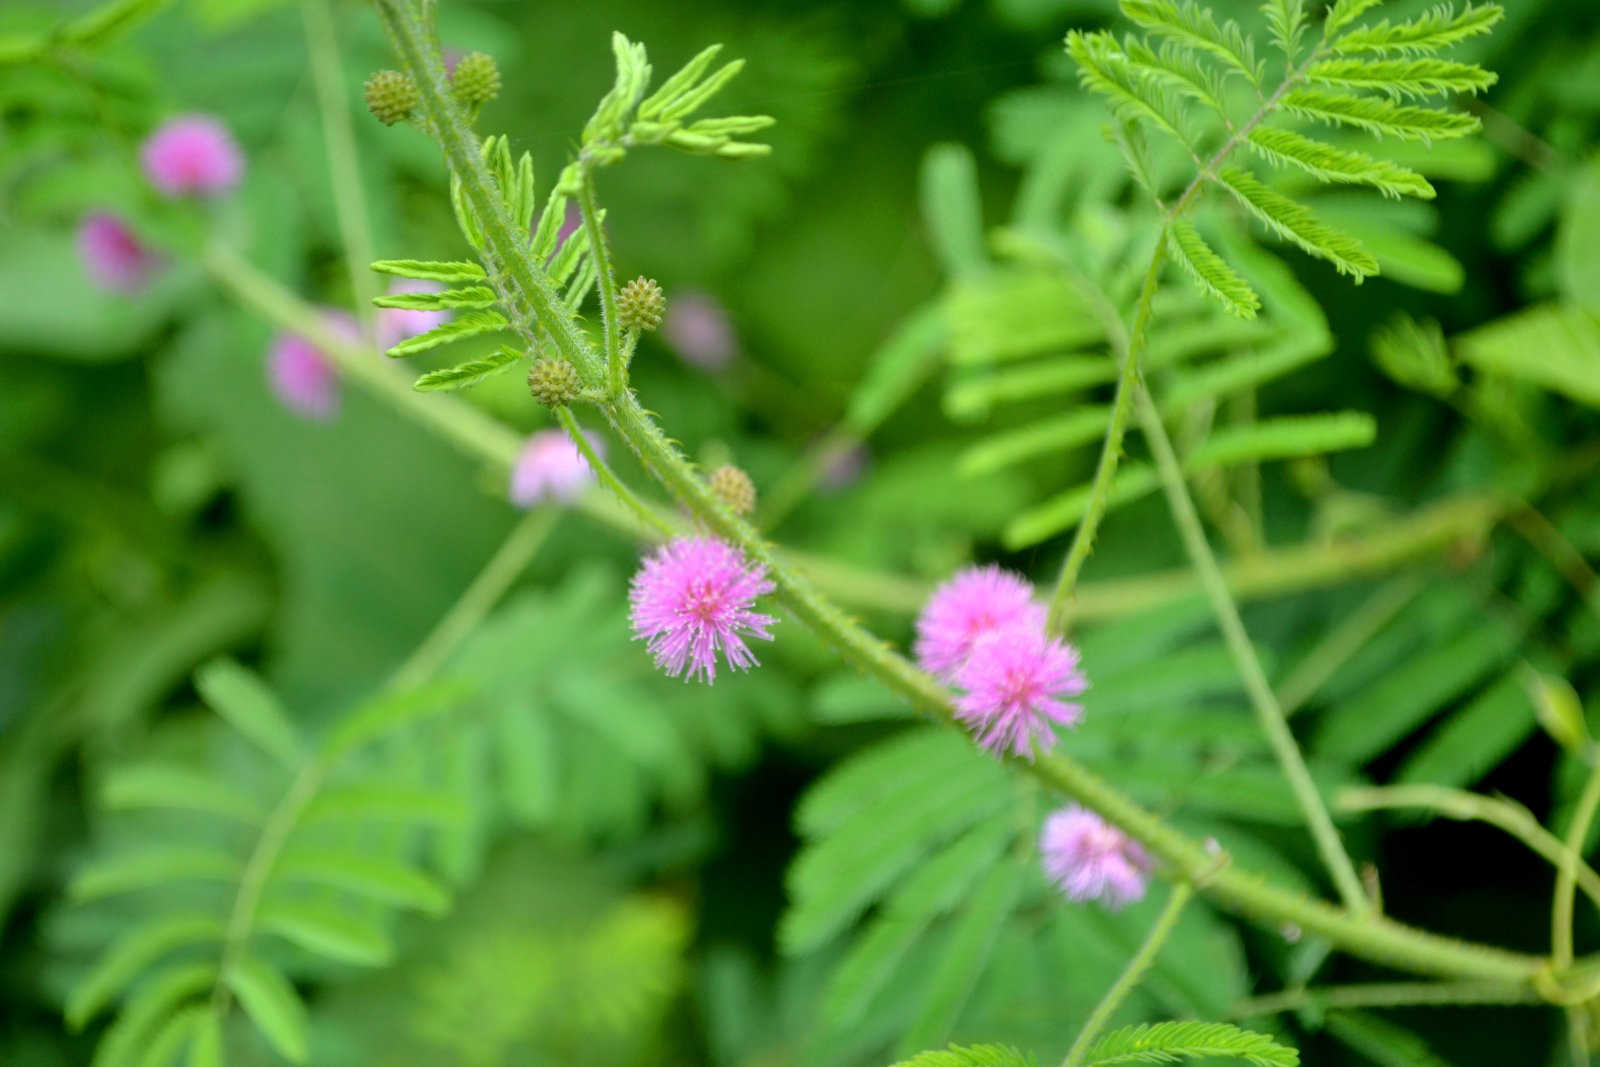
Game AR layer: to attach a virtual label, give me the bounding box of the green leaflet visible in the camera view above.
[68,847,237,902]
[1246,127,1434,199]
[1120,0,1262,86]
[270,849,451,915]
[1456,303,1600,408]
[1262,0,1308,58]
[921,144,988,278]
[413,346,524,393]
[101,764,263,823]
[1213,167,1378,278]
[320,680,471,762]
[1167,220,1261,318]
[1329,4,1503,57]
[944,355,1119,419]
[226,956,309,1063]
[90,962,215,1067]
[1082,1021,1299,1066]
[66,914,224,1029]
[383,310,509,359]
[372,285,498,311]
[257,900,394,966]
[370,258,487,283]
[1370,313,1457,396]
[1306,57,1497,99]
[195,658,303,769]
[302,781,470,826]
[1065,32,1193,148]
[1279,89,1481,142]
[958,406,1112,477]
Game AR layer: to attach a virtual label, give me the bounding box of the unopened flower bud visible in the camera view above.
[451,51,501,108]
[527,357,581,408]
[708,464,756,516]
[618,276,666,332]
[364,70,420,126]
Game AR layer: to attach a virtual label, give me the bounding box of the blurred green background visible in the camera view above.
[4,0,1600,1063]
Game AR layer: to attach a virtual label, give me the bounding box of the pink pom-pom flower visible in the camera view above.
[1040,805,1152,909]
[629,537,776,683]
[662,290,736,371]
[77,212,159,293]
[508,430,597,507]
[377,279,451,350]
[265,312,356,421]
[141,115,244,197]
[914,564,1046,682]
[954,625,1086,759]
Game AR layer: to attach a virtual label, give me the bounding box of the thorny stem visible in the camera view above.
[1231,980,1542,1017]
[372,0,1580,993]
[1555,757,1600,969]
[1046,236,1168,632]
[1134,380,1369,914]
[576,172,625,397]
[1061,882,1194,1067]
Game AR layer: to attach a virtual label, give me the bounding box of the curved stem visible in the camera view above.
[1062,882,1194,1067]
[1340,785,1600,920]
[1556,758,1600,969]
[1133,380,1368,914]
[1046,236,1167,632]
[1231,980,1540,1018]
[576,172,624,396]
[372,0,1568,989]
[555,406,673,537]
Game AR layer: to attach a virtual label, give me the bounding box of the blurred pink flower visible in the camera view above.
[141,115,243,197]
[377,278,450,350]
[818,441,868,492]
[556,200,582,249]
[914,565,1045,682]
[77,212,159,293]
[509,429,596,507]
[954,625,1085,760]
[629,537,776,683]
[1040,805,1151,909]
[266,312,356,421]
[662,290,736,370]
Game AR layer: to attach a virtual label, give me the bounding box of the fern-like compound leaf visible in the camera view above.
[66,914,223,1030]
[1261,0,1308,59]
[1065,31,1195,150]
[383,309,509,359]
[1214,166,1378,277]
[1307,56,1497,99]
[1167,219,1262,318]
[1279,88,1480,141]
[412,346,524,393]
[1246,127,1433,198]
[370,258,486,283]
[1083,1021,1299,1065]
[1330,3,1503,56]
[1122,0,1262,86]
[373,285,498,311]
[891,1045,1038,1067]
[90,962,215,1067]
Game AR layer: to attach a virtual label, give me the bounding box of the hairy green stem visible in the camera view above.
[576,173,625,396]
[303,0,379,335]
[1231,980,1541,1017]
[1276,574,1424,716]
[1556,758,1600,969]
[372,0,1577,990]
[1339,785,1600,917]
[555,406,673,537]
[1046,237,1168,632]
[1133,383,1368,914]
[1062,882,1194,1067]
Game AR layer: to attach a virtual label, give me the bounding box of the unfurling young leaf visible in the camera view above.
[413,347,524,392]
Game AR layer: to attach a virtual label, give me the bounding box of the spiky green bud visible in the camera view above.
[708,464,756,517]
[617,276,666,332]
[364,70,419,126]
[452,52,501,108]
[527,357,581,409]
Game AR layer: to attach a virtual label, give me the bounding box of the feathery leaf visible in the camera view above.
[383,310,509,359]
[372,285,498,311]
[1307,56,1497,99]
[1330,3,1503,56]
[225,956,308,1063]
[370,259,486,283]
[195,658,303,769]
[1121,0,1262,85]
[412,347,524,393]
[1246,127,1434,198]
[1167,219,1262,318]
[1083,1020,1299,1065]
[1213,166,1378,277]
[1279,88,1480,142]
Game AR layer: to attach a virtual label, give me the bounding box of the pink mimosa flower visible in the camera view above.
[141,115,243,197]
[509,429,596,506]
[266,311,357,420]
[1040,805,1152,909]
[914,565,1046,682]
[954,626,1086,759]
[629,537,776,683]
[662,290,736,370]
[77,212,159,293]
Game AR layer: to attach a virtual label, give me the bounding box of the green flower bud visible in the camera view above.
[618,276,666,332]
[364,70,420,126]
[708,464,756,517]
[527,357,581,409]
[452,51,501,108]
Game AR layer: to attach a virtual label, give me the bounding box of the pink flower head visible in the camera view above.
[266,311,356,420]
[954,626,1086,759]
[509,429,597,507]
[77,212,159,293]
[141,115,243,197]
[915,565,1045,682]
[662,290,736,371]
[629,537,776,683]
[377,279,450,350]
[1040,805,1152,909]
